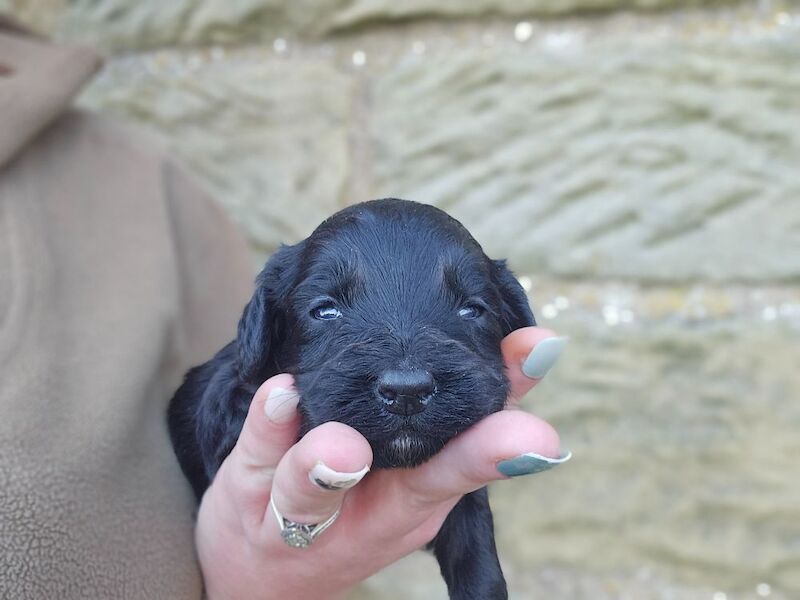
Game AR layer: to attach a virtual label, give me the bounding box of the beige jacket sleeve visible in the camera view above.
[0,107,254,598]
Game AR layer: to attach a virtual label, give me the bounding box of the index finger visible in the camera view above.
[400,408,568,507]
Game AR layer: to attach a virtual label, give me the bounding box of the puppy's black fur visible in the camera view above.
[168,199,534,599]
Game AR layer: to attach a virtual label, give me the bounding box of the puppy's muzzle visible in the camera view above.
[376,369,435,416]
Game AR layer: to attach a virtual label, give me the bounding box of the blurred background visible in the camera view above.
[5,0,799,598]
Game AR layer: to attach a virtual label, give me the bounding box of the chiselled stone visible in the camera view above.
[4,0,342,50]
[329,0,746,32]
[79,53,354,254]
[1,0,756,51]
[367,39,800,283]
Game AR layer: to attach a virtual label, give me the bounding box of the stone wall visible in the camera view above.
[5,1,800,598]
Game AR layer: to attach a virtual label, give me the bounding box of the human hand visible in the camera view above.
[195,327,569,600]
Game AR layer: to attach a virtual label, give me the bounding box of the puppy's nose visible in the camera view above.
[377,370,435,416]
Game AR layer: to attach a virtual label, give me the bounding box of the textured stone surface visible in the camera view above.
[367,38,800,282]
[79,54,354,254]
[58,0,342,50]
[353,555,796,600]
[1,0,335,47]
[2,0,754,50]
[503,317,799,591]
[329,0,747,31]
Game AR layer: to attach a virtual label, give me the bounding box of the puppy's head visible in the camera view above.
[237,199,534,468]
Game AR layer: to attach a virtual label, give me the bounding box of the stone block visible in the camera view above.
[79,51,354,255]
[3,0,752,51]
[367,39,800,282]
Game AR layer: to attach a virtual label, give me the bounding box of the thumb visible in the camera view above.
[402,409,570,506]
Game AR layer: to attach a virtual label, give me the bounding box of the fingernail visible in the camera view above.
[497,450,572,478]
[522,336,568,379]
[309,461,370,491]
[264,387,300,424]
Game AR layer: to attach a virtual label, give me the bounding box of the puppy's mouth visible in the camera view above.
[373,429,444,469]
[296,360,508,470]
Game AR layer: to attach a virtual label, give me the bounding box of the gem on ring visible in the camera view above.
[270,496,340,549]
[281,524,313,548]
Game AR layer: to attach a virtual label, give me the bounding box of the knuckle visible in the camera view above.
[404,476,460,512]
[230,444,278,484]
[272,488,344,526]
[283,502,342,525]
[405,490,442,513]
[234,430,268,470]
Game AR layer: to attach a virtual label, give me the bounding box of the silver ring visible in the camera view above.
[270,496,340,549]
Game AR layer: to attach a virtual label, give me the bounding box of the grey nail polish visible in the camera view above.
[497,451,572,478]
[522,336,568,379]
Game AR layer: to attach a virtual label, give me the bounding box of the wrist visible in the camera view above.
[205,583,349,600]
[201,557,352,600]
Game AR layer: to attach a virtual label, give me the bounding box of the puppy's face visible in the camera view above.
[237,200,534,468]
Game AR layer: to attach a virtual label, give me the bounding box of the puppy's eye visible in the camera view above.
[458,305,484,319]
[311,303,342,320]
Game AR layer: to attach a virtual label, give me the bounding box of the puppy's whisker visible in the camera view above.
[417,329,474,354]
[295,338,373,397]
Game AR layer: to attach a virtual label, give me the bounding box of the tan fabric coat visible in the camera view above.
[1,16,254,598]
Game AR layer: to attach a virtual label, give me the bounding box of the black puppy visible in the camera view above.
[168,198,535,599]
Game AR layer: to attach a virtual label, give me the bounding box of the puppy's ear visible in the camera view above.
[237,242,304,382]
[492,259,536,335]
